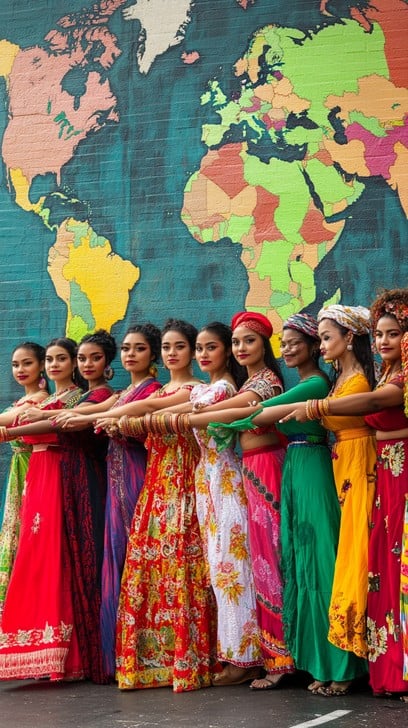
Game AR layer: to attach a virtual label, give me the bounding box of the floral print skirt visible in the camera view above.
[367,437,408,695]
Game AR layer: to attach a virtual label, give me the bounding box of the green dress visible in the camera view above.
[268,376,367,681]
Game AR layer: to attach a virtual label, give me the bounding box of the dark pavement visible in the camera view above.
[0,674,406,728]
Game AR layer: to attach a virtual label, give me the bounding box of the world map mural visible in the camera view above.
[0,0,407,364]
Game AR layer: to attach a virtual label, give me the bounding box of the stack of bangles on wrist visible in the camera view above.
[119,413,192,438]
[0,426,13,443]
[305,398,330,420]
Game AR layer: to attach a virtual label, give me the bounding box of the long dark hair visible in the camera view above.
[263,336,284,390]
[199,321,247,389]
[46,337,84,388]
[321,319,376,390]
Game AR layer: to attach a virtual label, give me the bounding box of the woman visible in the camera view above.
[177,311,295,690]
[282,291,408,697]
[0,338,83,680]
[310,306,376,684]
[0,342,48,610]
[58,330,115,684]
[15,331,115,683]
[55,323,162,678]
[115,318,216,692]
[152,322,262,685]
[209,313,366,692]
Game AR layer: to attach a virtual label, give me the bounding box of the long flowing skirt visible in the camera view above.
[0,446,30,610]
[367,437,408,694]
[328,432,376,660]
[61,441,108,684]
[242,444,294,674]
[281,441,365,681]
[0,449,83,680]
[402,496,408,681]
[101,438,148,678]
[194,437,261,666]
[116,432,216,692]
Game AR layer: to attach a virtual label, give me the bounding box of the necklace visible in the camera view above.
[40,385,79,407]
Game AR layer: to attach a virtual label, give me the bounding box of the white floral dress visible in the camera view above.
[191,381,261,667]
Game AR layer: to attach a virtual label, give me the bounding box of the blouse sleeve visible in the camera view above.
[262,375,330,407]
[240,369,283,400]
[191,380,236,408]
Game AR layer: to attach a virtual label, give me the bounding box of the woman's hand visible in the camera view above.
[54,413,94,431]
[18,407,44,424]
[94,417,120,436]
[278,403,309,423]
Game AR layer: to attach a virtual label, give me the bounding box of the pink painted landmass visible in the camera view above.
[2,0,127,185]
[236,0,256,8]
[2,48,118,185]
[181,51,200,65]
[345,117,408,179]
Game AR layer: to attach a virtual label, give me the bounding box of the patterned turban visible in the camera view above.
[231,311,273,339]
[317,305,371,336]
[283,313,319,340]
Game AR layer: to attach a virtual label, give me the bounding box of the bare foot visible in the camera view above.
[212,665,261,686]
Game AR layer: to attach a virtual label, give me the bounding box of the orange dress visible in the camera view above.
[115,386,216,692]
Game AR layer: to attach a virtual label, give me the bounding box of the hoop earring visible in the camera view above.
[104,365,114,381]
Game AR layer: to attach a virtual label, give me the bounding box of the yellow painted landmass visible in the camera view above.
[61,221,139,334]
[8,168,36,211]
[0,40,20,85]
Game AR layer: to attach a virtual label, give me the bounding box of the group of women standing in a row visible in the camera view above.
[0,289,406,700]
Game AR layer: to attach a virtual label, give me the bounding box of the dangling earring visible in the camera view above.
[104,365,114,381]
[149,362,158,378]
[346,343,353,351]
[38,372,47,390]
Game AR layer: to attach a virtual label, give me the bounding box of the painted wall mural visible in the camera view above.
[0,0,407,368]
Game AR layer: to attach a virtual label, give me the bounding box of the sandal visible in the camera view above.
[316,681,351,697]
[308,680,327,693]
[249,673,286,691]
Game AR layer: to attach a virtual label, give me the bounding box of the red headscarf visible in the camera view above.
[231,311,273,339]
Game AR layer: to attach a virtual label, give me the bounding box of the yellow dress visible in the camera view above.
[323,373,377,659]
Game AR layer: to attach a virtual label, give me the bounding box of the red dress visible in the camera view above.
[0,392,84,681]
[365,372,408,694]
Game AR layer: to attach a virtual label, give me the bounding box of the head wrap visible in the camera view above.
[231,311,273,339]
[317,304,371,336]
[283,313,319,340]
